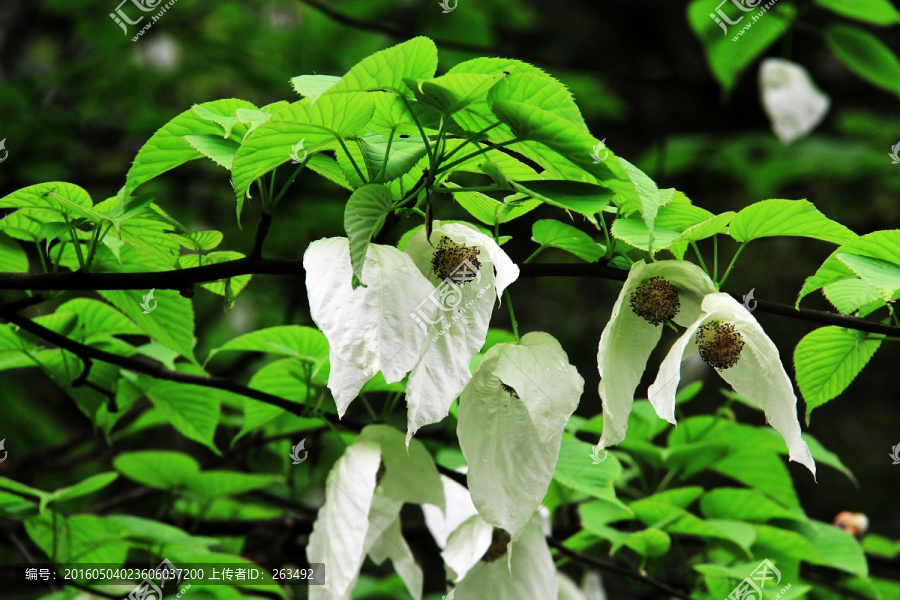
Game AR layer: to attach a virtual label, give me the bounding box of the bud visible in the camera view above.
[481,528,511,563]
[431,236,481,284]
[629,276,680,325]
[695,321,745,370]
[834,511,869,536]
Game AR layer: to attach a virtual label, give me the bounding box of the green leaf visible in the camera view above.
[114,450,201,489]
[825,25,900,97]
[100,289,197,363]
[184,471,277,500]
[729,199,856,244]
[178,252,252,300]
[136,377,222,453]
[863,534,900,558]
[617,158,664,248]
[510,180,614,225]
[798,230,900,306]
[326,37,438,95]
[787,520,868,577]
[553,437,625,509]
[25,513,130,564]
[816,0,900,25]
[407,73,504,115]
[182,134,241,169]
[125,99,256,196]
[206,325,328,365]
[447,183,540,226]
[356,134,429,183]
[46,473,119,507]
[794,326,881,423]
[290,74,342,100]
[344,184,395,288]
[629,498,754,554]
[835,253,900,301]
[531,219,604,262]
[359,424,444,507]
[611,219,682,254]
[0,233,27,272]
[231,92,374,219]
[307,153,353,190]
[611,527,671,557]
[701,488,806,523]
[686,0,797,92]
[823,279,884,316]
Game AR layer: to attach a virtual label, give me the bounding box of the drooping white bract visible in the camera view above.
[759,58,830,144]
[403,221,519,443]
[648,292,816,476]
[596,260,715,451]
[422,473,479,550]
[452,520,558,599]
[304,237,435,416]
[458,332,582,537]
[307,425,444,600]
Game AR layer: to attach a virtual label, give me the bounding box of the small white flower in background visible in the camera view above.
[590,138,608,164]
[139,289,157,314]
[595,260,716,452]
[889,141,900,165]
[290,439,307,464]
[439,0,458,13]
[759,58,830,144]
[403,221,519,444]
[648,292,816,476]
[304,238,435,417]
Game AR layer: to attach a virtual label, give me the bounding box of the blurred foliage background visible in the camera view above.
[1,0,900,586]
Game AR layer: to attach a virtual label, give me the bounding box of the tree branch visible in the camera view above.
[3,259,898,336]
[0,304,338,424]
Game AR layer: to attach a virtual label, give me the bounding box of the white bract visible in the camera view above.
[452,520,558,599]
[648,292,816,476]
[422,473,479,550]
[596,260,715,451]
[403,221,519,443]
[760,58,830,144]
[307,426,444,600]
[458,332,582,537]
[304,238,435,416]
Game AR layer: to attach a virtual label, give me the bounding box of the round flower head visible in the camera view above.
[648,292,816,477]
[596,260,716,452]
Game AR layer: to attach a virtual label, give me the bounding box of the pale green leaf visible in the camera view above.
[825,24,900,97]
[182,134,240,169]
[0,233,28,272]
[532,219,604,262]
[114,450,201,489]
[344,184,396,288]
[729,199,856,244]
[100,289,197,363]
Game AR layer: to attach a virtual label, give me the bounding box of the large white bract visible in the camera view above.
[596,260,715,451]
[648,292,817,476]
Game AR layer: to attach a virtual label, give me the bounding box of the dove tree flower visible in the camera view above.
[458,331,582,537]
[596,260,716,450]
[648,292,816,476]
[403,220,519,442]
[308,425,444,600]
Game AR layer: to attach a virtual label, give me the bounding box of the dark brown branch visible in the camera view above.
[0,306,335,424]
[2,259,897,337]
[249,211,273,260]
[547,537,693,599]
